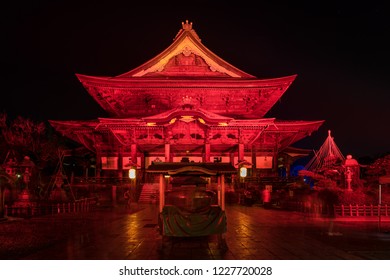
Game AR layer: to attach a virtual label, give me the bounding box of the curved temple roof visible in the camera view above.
[76,20,297,118]
[50,20,324,156]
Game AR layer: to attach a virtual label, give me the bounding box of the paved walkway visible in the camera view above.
[1,204,390,260]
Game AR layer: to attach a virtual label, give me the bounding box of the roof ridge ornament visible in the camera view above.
[173,19,201,42]
[182,20,193,31]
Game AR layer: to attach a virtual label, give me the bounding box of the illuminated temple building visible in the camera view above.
[49,21,324,195]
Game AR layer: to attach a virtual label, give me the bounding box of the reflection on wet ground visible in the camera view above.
[1,204,390,260]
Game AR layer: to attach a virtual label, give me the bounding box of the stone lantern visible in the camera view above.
[343,154,359,191]
[19,156,35,188]
[13,156,36,208]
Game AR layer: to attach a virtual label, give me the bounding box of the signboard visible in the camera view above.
[123,157,142,169]
[172,156,203,163]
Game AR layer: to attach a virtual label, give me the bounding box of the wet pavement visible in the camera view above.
[1,203,390,260]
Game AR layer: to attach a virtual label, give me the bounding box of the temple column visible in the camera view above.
[285,157,291,178]
[273,150,278,174]
[117,146,123,179]
[217,176,221,206]
[164,128,172,163]
[204,129,211,163]
[95,150,101,179]
[204,143,210,162]
[238,129,244,161]
[252,145,256,176]
[221,174,225,211]
[165,143,170,162]
[238,143,244,161]
[159,174,165,212]
[131,143,137,165]
[273,136,279,175]
[229,152,234,165]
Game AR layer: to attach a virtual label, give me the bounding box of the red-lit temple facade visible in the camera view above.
[49,21,324,185]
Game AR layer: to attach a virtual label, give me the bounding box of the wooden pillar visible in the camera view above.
[141,153,146,170]
[238,143,244,161]
[252,145,256,176]
[165,143,170,162]
[118,147,123,179]
[273,136,279,175]
[273,150,278,174]
[95,150,101,178]
[204,143,210,162]
[229,152,234,165]
[131,143,137,164]
[159,174,165,212]
[221,174,225,211]
[217,176,221,206]
[238,128,245,162]
[285,157,291,178]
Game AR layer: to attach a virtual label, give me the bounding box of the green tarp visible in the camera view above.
[159,205,227,237]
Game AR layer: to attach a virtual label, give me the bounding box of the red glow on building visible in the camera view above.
[49,20,324,193]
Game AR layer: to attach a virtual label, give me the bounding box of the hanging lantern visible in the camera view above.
[128,168,136,179]
[239,167,247,178]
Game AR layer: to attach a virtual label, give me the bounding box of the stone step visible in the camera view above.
[138,184,159,204]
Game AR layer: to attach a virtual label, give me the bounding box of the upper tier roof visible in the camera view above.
[76,20,297,119]
[118,20,256,79]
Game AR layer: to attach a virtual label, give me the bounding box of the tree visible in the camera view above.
[0,112,65,191]
[365,154,390,178]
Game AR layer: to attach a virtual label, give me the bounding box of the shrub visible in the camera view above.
[339,188,375,205]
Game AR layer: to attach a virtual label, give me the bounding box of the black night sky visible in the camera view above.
[2,1,389,160]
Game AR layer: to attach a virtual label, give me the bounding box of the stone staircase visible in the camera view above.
[138,183,159,204]
[137,183,234,204]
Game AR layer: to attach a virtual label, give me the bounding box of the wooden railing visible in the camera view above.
[333,204,389,217]
[281,201,389,217]
[4,198,97,218]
